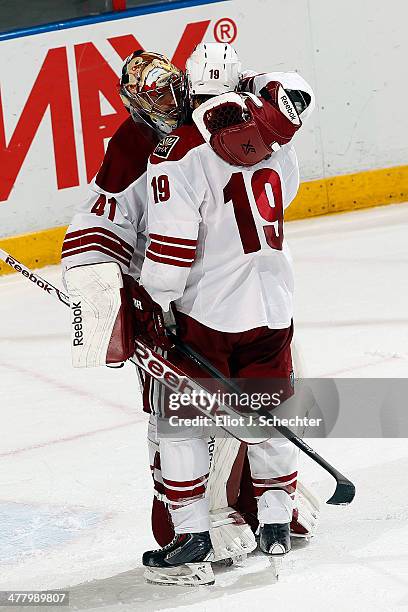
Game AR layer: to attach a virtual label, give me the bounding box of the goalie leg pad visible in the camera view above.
[291,481,321,538]
[209,507,257,562]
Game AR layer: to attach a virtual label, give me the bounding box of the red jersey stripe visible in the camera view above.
[148,240,196,261]
[61,244,130,267]
[65,227,133,254]
[146,251,193,268]
[62,234,132,262]
[149,233,197,247]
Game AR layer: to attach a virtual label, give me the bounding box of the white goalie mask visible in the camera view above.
[185,42,242,99]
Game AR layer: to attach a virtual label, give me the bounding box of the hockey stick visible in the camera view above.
[0,248,355,505]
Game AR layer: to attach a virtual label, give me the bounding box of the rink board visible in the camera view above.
[1,0,408,273]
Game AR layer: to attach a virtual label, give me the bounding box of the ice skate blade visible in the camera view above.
[144,562,215,586]
[269,555,284,580]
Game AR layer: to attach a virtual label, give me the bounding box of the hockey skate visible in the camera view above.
[143,531,215,586]
[259,522,291,579]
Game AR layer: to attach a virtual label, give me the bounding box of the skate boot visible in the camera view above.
[259,522,291,579]
[143,531,215,586]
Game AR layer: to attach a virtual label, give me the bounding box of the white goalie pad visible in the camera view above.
[65,262,128,368]
[210,507,257,562]
[207,436,242,508]
[207,436,257,561]
[292,481,321,538]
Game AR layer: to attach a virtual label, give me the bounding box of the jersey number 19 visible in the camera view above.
[223,168,283,253]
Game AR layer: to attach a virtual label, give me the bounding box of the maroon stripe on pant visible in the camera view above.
[253,482,297,499]
[252,471,298,484]
[165,483,206,502]
[162,473,209,488]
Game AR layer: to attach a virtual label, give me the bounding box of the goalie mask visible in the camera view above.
[120,50,186,134]
[185,42,242,101]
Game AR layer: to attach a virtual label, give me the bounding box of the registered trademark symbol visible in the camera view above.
[214,18,237,44]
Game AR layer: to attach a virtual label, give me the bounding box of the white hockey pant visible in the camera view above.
[149,415,210,534]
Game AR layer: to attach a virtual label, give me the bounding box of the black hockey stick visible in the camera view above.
[168,332,356,506]
[0,249,355,504]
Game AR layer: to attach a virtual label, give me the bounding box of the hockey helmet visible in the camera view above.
[120,50,186,134]
[185,42,242,100]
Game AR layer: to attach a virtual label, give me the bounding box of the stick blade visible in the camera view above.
[326,480,356,505]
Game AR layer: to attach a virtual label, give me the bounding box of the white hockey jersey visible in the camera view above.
[141,73,315,333]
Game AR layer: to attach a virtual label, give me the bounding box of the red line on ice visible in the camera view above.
[0,419,142,458]
[0,360,137,416]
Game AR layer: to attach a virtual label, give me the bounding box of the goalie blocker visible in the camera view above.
[65,262,172,368]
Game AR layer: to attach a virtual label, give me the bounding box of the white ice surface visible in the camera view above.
[0,204,407,611]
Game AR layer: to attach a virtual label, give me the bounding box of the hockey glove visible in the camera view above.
[124,276,174,351]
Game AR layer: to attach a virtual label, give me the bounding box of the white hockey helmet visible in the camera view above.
[185,42,242,98]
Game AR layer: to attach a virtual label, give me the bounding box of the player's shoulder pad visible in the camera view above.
[150,124,205,165]
[95,117,159,193]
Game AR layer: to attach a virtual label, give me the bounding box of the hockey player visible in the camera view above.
[140,42,315,585]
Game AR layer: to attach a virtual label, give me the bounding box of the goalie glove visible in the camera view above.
[192,84,301,167]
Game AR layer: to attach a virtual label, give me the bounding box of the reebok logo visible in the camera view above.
[279,93,301,125]
[133,341,218,414]
[208,435,216,470]
[71,301,84,346]
[5,256,53,293]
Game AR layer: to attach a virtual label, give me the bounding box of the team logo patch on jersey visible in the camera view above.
[154,135,180,159]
